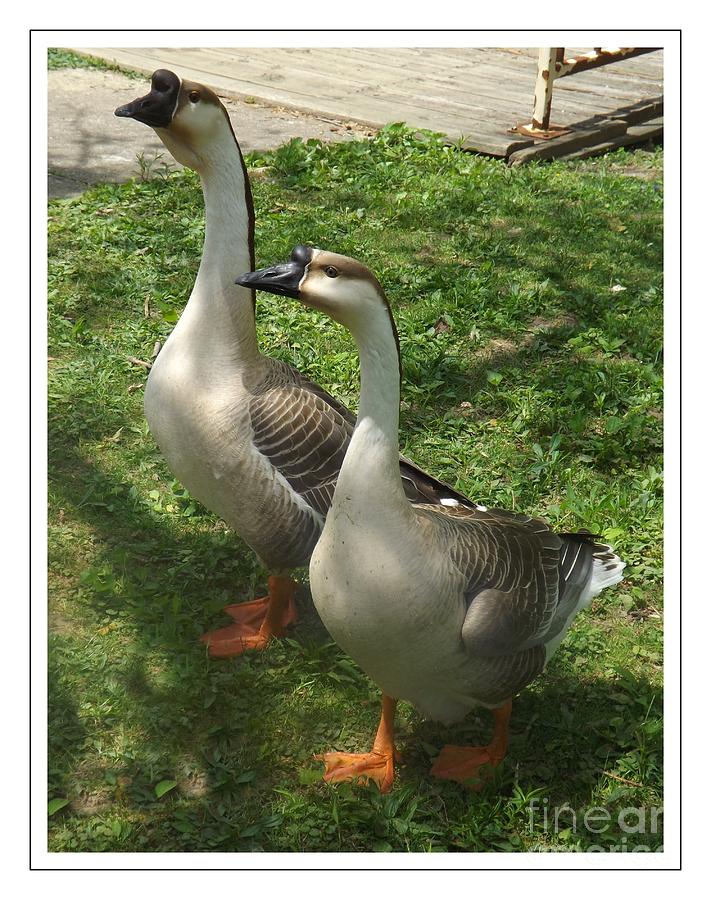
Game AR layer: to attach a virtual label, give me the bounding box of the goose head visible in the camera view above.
[237,245,402,376]
[237,245,391,331]
[114,69,235,171]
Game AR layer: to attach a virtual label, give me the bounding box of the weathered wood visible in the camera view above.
[73,46,663,160]
[507,120,629,166]
[458,132,535,156]
[555,123,664,162]
[605,98,663,125]
[627,119,664,133]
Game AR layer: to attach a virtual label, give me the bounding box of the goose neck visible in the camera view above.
[183,130,259,364]
[335,303,410,511]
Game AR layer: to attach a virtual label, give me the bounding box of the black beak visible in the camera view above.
[236,245,314,298]
[114,68,180,128]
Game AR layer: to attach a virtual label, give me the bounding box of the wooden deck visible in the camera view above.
[75,46,663,160]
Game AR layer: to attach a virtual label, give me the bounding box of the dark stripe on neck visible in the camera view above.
[377,287,403,384]
[222,108,257,313]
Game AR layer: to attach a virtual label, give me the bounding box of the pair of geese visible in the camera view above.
[115,70,625,793]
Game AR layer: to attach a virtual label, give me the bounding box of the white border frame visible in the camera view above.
[29,25,679,874]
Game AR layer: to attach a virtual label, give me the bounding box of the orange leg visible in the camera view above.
[430,698,512,790]
[199,575,298,658]
[317,694,401,794]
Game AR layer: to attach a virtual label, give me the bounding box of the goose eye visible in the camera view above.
[324,266,339,278]
[189,90,201,103]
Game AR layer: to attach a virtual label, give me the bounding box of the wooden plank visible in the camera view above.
[604,98,664,125]
[81,46,663,103]
[86,48,523,142]
[470,72,644,113]
[556,122,663,161]
[228,54,617,128]
[217,49,533,115]
[554,70,662,96]
[311,53,657,117]
[458,133,534,156]
[304,47,485,76]
[338,46,498,70]
[507,119,630,166]
[359,82,532,120]
[73,46,663,160]
[224,47,510,88]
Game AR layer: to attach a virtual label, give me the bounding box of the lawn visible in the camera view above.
[47,117,663,852]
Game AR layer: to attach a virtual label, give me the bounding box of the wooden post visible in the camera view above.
[531,47,565,131]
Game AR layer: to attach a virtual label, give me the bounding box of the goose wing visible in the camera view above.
[248,361,353,518]
[398,455,476,507]
[249,359,477,515]
[419,505,564,656]
[420,507,615,662]
[291,369,474,508]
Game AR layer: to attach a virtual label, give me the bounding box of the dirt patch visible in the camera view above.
[474,336,517,362]
[179,772,210,798]
[48,609,75,637]
[615,166,661,180]
[528,313,578,332]
[69,788,113,816]
[473,313,579,364]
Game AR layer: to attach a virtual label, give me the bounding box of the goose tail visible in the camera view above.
[542,533,626,663]
[587,539,627,598]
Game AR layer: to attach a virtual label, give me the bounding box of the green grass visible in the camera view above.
[48,48,143,79]
[47,127,663,853]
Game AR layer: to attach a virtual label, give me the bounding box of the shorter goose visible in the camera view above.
[237,247,626,793]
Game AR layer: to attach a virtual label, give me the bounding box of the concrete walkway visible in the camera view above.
[48,67,371,199]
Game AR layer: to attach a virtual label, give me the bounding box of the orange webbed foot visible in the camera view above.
[316,694,400,793]
[200,577,298,658]
[430,698,512,790]
[430,744,500,790]
[222,596,272,629]
[317,748,401,794]
[199,623,272,657]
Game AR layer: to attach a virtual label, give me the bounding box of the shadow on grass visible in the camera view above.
[50,446,661,850]
[48,443,330,832]
[47,139,662,850]
[47,322,661,848]
[409,670,662,806]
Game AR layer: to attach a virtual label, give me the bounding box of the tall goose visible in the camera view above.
[238,247,626,792]
[115,71,471,657]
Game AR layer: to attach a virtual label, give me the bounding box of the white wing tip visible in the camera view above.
[588,549,627,597]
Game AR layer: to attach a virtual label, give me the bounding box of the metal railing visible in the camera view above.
[517,47,662,139]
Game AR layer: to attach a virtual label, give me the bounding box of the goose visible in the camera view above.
[114,71,472,657]
[237,246,626,792]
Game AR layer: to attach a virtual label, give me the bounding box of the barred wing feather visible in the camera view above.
[249,359,478,516]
